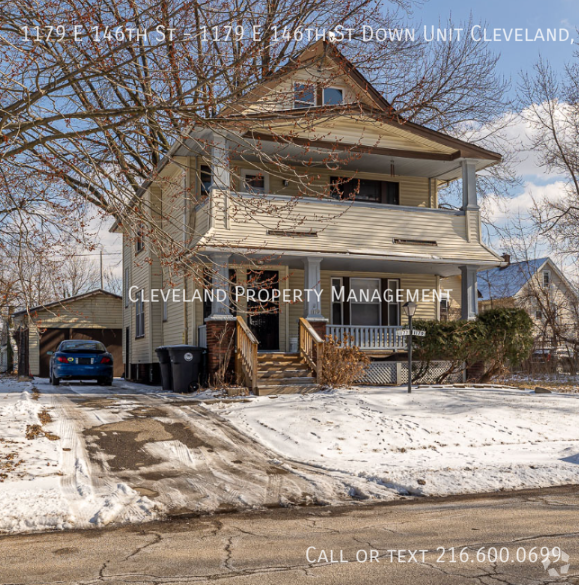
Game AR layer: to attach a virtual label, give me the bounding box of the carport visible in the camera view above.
[12,290,123,378]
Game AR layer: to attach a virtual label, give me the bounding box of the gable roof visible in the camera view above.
[221,40,392,118]
[12,289,122,317]
[478,258,550,301]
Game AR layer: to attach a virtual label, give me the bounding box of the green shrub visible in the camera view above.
[412,308,534,383]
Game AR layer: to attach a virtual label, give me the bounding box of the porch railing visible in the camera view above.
[198,325,207,348]
[236,316,258,392]
[299,318,324,383]
[327,325,405,350]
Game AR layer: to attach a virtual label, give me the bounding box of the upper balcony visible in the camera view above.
[194,189,500,269]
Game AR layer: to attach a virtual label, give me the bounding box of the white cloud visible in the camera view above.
[482,180,568,223]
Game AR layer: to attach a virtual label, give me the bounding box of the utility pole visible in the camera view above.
[100,250,104,290]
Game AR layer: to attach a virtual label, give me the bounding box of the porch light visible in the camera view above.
[403,301,417,394]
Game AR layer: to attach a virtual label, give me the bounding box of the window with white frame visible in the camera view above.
[323,87,343,105]
[293,83,315,108]
[124,267,129,308]
[241,169,268,194]
[135,290,145,338]
[350,278,381,326]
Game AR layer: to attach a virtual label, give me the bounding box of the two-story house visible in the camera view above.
[113,40,505,392]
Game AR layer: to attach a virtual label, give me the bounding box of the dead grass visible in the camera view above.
[31,387,40,401]
[0,452,24,482]
[38,408,53,425]
[25,424,60,441]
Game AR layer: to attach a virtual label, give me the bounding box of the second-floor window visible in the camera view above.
[124,267,129,308]
[330,177,399,205]
[135,290,145,338]
[242,169,268,194]
[200,165,212,195]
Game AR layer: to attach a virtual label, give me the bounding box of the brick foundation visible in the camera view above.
[205,318,236,386]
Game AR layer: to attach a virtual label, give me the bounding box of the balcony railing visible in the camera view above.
[327,325,406,351]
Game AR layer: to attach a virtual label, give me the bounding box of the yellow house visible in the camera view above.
[113,41,505,391]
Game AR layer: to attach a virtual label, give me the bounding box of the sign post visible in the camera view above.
[400,302,425,394]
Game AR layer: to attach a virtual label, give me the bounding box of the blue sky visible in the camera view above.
[412,0,578,88]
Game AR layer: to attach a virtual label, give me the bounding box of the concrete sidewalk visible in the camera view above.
[2,486,579,584]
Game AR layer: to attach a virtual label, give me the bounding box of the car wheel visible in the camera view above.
[104,377,113,386]
[51,371,60,386]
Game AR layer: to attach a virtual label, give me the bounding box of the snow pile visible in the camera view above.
[0,381,161,534]
[205,386,579,498]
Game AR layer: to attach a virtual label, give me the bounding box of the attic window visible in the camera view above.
[323,87,343,105]
[542,270,551,288]
[393,238,438,247]
[294,83,315,109]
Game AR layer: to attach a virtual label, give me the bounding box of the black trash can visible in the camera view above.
[167,345,204,393]
[155,346,173,391]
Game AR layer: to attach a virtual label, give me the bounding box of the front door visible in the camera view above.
[247,270,280,351]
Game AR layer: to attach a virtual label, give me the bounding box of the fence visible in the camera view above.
[357,361,465,386]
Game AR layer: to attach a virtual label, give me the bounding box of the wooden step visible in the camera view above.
[257,368,312,379]
[256,376,315,386]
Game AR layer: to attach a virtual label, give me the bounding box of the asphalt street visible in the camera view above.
[2,486,579,585]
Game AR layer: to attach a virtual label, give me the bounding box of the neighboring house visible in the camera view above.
[11,290,123,378]
[477,257,579,356]
[113,40,505,391]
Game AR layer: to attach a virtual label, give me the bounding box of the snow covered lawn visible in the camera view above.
[205,386,579,498]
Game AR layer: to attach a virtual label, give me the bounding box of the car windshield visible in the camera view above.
[59,341,107,352]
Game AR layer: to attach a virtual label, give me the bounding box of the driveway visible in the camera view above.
[1,486,579,584]
[1,377,378,533]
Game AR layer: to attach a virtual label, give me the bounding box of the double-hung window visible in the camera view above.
[350,278,381,326]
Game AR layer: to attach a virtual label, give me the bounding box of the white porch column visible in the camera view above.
[460,265,479,321]
[461,160,478,210]
[302,257,326,321]
[208,252,233,319]
[211,132,230,191]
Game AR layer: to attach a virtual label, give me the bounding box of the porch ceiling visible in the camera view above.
[174,131,489,182]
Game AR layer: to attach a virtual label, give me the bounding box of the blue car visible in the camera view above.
[49,340,114,386]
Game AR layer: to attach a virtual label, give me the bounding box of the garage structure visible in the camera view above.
[12,290,123,378]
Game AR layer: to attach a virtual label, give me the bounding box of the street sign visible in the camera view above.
[396,329,426,337]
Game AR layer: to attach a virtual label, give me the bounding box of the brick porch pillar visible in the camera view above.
[205,318,236,385]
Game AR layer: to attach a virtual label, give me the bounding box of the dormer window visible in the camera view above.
[294,83,315,109]
[323,87,343,105]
